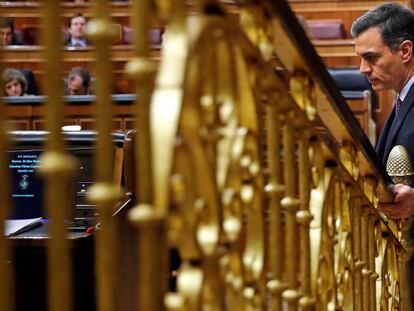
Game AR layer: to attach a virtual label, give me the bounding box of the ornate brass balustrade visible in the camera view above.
[0,0,408,310]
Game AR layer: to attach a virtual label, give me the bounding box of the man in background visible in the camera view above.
[64,13,89,47]
[65,67,92,95]
[0,17,24,46]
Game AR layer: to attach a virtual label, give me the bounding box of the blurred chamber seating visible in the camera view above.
[328,67,377,144]
[306,19,346,40]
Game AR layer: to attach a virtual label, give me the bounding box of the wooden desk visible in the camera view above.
[2,46,160,94]
[5,94,137,131]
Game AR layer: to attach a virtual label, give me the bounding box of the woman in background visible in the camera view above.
[2,68,28,96]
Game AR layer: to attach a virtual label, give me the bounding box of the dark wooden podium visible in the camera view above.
[10,224,95,311]
[6,130,136,311]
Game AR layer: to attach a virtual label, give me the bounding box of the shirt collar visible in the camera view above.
[398,74,414,101]
[71,38,86,46]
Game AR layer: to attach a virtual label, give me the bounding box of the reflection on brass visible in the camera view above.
[290,72,316,121]
[386,145,414,186]
[340,141,359,180]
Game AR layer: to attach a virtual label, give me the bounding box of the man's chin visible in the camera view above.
[370,83,385,91]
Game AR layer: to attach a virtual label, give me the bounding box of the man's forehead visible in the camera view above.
[355,28,386,53]
[0,27,12,33]
[71,17,86,25]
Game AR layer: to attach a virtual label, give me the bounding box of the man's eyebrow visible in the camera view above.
[358,51,379,58]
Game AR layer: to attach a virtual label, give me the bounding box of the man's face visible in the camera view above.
[68,16,86,40]
[0,27,13,45]
[68,74,87,95]
[5,79,22,96]
[355,27,406,92]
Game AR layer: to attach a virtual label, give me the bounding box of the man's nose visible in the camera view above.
[359,59,372,74]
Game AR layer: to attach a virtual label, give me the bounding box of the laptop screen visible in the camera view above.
[8,149,44,219]
[8,148,95,220]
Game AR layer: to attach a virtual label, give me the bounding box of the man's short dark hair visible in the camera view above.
[351,3,414,51]
[68,13,86,27]
[0,17,14,32]
[68,67,90,88]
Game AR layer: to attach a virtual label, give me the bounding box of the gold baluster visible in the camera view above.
[126,0,169,310]
[126,0,155,202]
[368,215,378,311]
[361,207,370,311]
[87,1,121,311]
[0,63,14,311]
[351,194,363,311]
[39,2,76,311]
[265,92,286,311]
[281,110,301,310]
[297,130,316,310]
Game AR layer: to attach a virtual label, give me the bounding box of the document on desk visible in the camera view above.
[4,217,43,236]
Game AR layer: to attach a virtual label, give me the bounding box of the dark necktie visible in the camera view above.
[395,97,402,115]
[384,97,403,161]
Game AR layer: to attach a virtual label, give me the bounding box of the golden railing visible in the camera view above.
[0,0,409,310]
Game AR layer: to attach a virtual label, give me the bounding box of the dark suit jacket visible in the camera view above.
[63,38,90,47]
[376,82,414,186]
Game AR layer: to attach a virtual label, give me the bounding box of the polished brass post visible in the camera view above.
[281,110,301,310]
[126,1,168,309]
[368,215,378,311]
[297,130,315,311]
[0,66,13,311]
[127,0,155,202]
[361,208,370,311]
[264,93,286,311]
[87,1,121,311]
[40,2,77,311]
[150,0,186,215]
[351,194,363,311]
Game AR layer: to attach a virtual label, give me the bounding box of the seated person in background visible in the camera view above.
[0,17,24,46]
[64,13,89,47]
[65,67,92,95]
[2,68,28,96]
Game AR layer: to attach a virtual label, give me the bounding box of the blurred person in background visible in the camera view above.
[0,17,24,46]
[2,68,28,96]
[64,13,89,47]
[65,67,92,95]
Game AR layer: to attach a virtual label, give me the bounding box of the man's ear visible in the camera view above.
[400,40,413,63]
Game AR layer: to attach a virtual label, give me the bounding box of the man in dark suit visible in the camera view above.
[0,17,24,46]
[64,13,90,47]
[351,3,414,219]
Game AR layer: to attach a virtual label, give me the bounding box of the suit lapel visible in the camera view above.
[376,109,395,162]
[383,85,414,161]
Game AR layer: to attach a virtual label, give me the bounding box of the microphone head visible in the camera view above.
[386,145,414,185]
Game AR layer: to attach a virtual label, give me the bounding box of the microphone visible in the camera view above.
[386,145,414,186]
